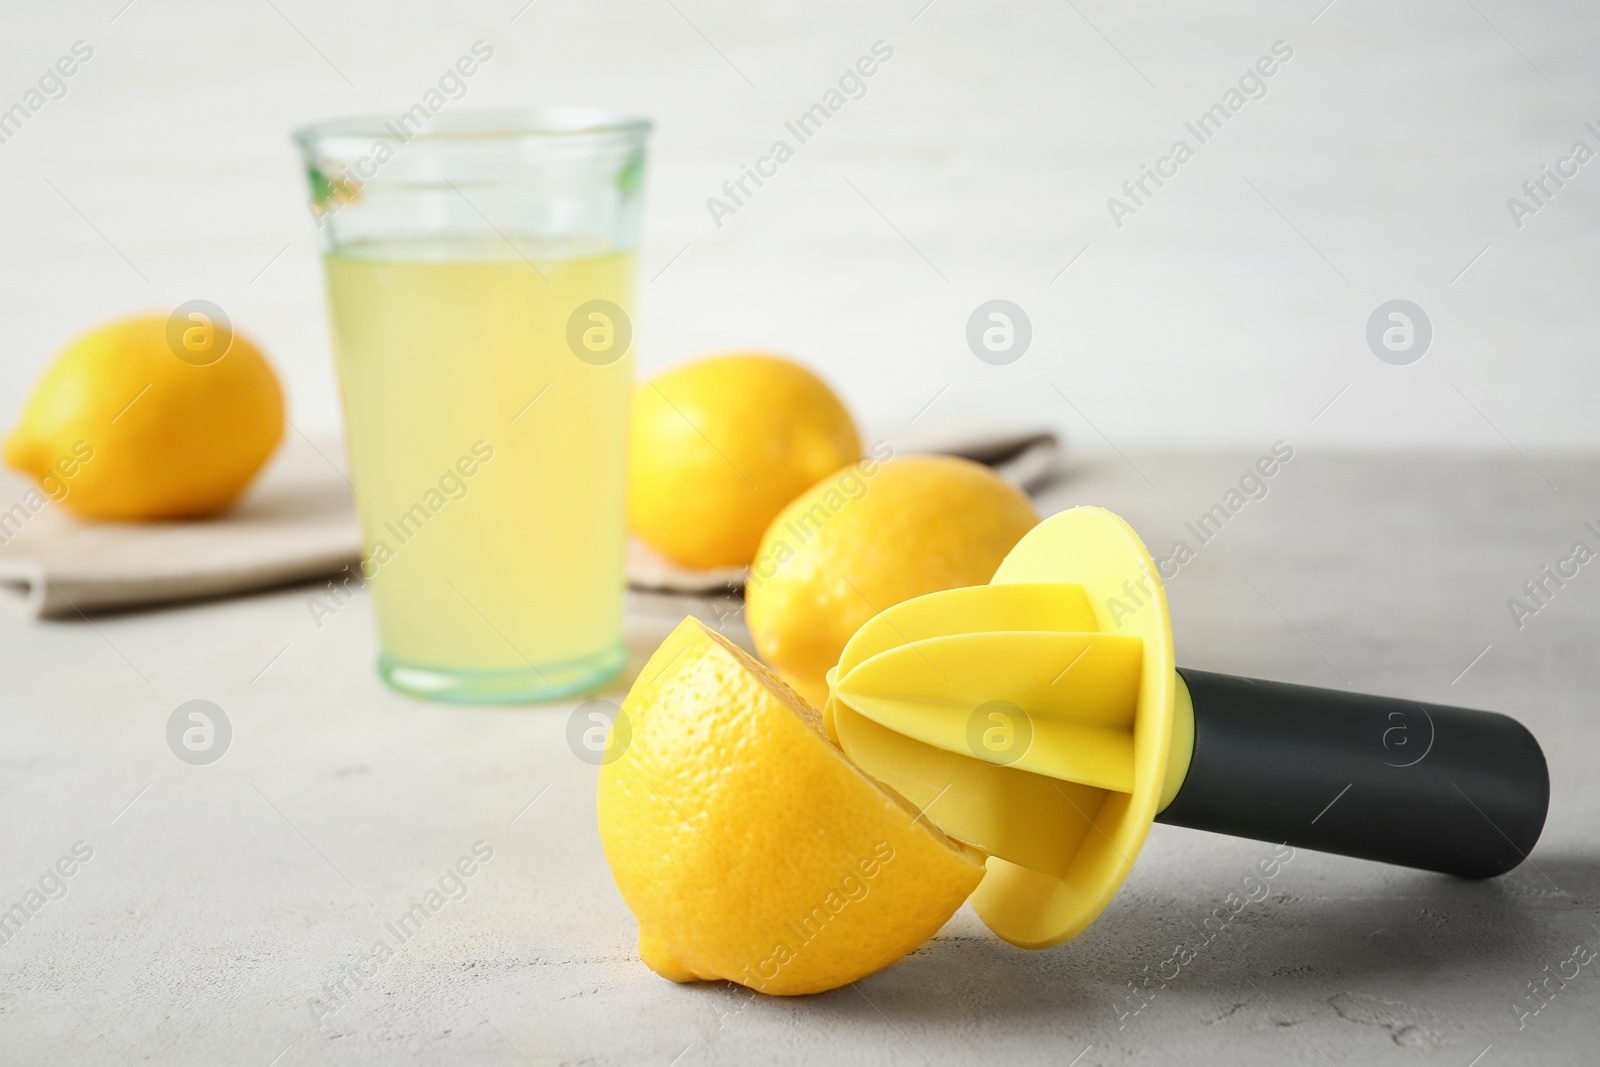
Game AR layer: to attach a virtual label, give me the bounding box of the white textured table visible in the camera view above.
[3,452,1598,1066]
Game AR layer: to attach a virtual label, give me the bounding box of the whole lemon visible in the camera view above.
[629,354,861,569]
[599,617,985,995]
[4,315,285,520]
[746,454,1039,706]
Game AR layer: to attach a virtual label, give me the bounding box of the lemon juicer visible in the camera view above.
[824,506,1549,949]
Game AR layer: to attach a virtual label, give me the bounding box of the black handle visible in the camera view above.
[1156,668,1549,878]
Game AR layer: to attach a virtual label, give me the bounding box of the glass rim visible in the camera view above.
[293,107,652,149]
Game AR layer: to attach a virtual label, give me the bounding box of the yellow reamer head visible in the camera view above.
[827,507,1554,946]
[824,506,1194,949]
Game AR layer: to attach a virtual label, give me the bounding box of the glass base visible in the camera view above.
[378,642,627,705]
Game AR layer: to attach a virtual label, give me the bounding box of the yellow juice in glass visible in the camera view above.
[324,238,632,699]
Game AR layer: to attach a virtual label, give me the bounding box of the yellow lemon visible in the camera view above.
[629,354,860,569]
[746,454,1039,706]
[599,617,984,995]
[4,315,284,520]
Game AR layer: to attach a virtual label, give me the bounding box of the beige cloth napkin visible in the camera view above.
[0,439,361,619]
[0,427,1061,618]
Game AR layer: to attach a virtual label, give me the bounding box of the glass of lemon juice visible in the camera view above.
[294,111,649,702]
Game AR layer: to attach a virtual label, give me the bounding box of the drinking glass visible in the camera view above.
[294,109,650,702]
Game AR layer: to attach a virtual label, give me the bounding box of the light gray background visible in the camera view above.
[1,0,1596,448]
[3,2,1600,1065]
